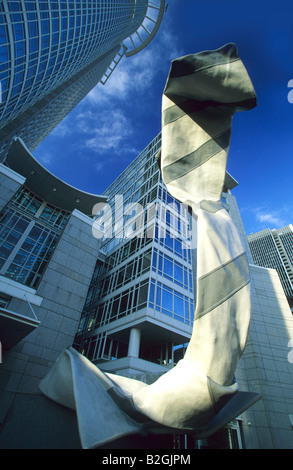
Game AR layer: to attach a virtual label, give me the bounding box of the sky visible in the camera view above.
[33,0,293,236]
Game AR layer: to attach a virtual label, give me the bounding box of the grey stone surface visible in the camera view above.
[0,209,102,437]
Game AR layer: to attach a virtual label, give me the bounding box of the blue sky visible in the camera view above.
[34,0,293,236]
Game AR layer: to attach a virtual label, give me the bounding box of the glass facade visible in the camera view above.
[0,0,163,159]
[0,0,146,127]
[74,133,195,365]
[0,186,69,288]
[248,225,293,308]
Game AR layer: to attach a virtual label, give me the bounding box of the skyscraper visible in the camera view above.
[0,0,165,159]
[248,225,293,311]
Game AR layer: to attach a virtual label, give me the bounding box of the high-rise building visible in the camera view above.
[248,225,293,311]
[0,134,293,449]
[0,0,165,159]
[0,0,292,450]
[73,133,239,378]
[73,133,194,375]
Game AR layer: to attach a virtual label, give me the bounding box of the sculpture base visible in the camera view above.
[0,390,260,449]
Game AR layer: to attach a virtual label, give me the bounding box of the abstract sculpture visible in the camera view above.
[40,43,259,448]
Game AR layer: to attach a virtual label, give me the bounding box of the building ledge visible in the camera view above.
[0,307,40,349]
[0,275,43,306]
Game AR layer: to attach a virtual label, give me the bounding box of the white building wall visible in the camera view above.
[236,265,293,448]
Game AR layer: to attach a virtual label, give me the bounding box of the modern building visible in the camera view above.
[71,135,293,450]
[248,226,293,312]
[0,0,292,450]
[0,0,165,160]
[223,195,293,450]
[0,134,292,449]
[72,133,239,381]
[0,137,105,448]
[73,133,194,378]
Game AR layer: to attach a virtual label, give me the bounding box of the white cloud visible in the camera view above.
[76,109,137,155]
[36,150,53,167]
[84,27,184,106]
[37,19,183,166]
[252,206,288,229]
[51,116,71,137]
[256,212,284,226]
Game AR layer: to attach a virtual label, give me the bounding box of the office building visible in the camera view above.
[0,0,292,449]
[73,133,195,377]
[0,137,105,448]
[222,196,293,449]
[0,134,292,449]
[65,135,293,449]
[0,0,165,160]
[248,226,293,312]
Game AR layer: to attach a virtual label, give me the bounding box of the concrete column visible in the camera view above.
[127,327,141,357]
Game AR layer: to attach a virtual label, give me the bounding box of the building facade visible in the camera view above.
[0,137,106,448]
[0,1,292,449]
[73,133,195,377]
[223,194,293,449]
[0,0,165,160]
[0,134,292,449]
[75,135,293,449]
[248,226,293,312]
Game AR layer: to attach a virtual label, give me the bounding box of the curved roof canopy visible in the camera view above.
[5,137,107,216]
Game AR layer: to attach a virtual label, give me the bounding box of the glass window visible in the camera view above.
[163,256,173,278]
[13,22,24,41]
[0,186,69,288]
[0,241,14,268]
[174,263,183,285]
[0,45,9,63]
[162,287,172,315]
[0,293,11,309]
[149,281,155,307]
[119,293,128,314]
[174,294,184,322]
[138,282,148,306]
[152,249,157,270]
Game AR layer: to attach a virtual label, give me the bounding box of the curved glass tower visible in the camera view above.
[0,0,165,160]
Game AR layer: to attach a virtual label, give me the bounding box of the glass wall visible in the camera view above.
[0,186,69,288]
[0,0,146,129]
[75,134,195,362]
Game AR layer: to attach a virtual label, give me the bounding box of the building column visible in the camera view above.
[128,327,141,358]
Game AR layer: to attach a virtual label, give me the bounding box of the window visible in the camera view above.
[149,279,194,325]
[0,293,11,309]
[0,187,69,288]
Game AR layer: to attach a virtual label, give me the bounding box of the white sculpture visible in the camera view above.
[40,43,259,448]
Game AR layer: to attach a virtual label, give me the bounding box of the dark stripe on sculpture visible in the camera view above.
[195,252,250,319]
[163,97,258,126]
[162,129,231,185]
[169,43,240,78]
